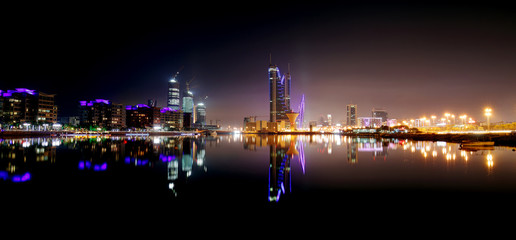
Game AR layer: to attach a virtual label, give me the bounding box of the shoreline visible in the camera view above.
[2,130,516,147]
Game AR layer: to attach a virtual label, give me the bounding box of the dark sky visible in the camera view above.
[3,2,516,127]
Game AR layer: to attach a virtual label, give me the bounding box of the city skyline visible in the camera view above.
[3,2,516,127]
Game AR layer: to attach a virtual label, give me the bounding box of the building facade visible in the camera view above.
[346,104,358,127]
[126,104,161,129]
[167,78,180,111]
[372,108,388,123]
[359,117,383,128]
[195,103,206,126]
[1,88,57,126]
[161,107,183,130]
[269,63,291,123]
[79,99,126,130]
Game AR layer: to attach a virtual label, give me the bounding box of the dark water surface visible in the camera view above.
[2,134,516,225]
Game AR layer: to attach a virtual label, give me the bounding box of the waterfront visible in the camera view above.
[2,134,516,222]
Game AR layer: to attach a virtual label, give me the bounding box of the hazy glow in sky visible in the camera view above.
[4,3,515,127]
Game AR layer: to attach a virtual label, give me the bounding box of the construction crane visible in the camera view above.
[171,66,184,81]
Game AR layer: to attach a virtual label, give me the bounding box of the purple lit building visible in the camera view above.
[161,107,183,130]
[1,88,57,125]
[79,99,125,130]
[126,104,161,129]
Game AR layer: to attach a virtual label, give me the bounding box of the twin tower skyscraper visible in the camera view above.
[268,57,292,123]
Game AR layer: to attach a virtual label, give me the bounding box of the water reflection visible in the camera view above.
[241,134,508,203]
[0,136,209,198]
[1,135,512,206]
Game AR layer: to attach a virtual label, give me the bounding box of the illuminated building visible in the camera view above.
[372,108,388,123]
[161,107,183,130]
[1,88,57,125]
[79,99,126,130]
[167,78,180,111]
[126,104,161,129]
[243,116,256,130]
[268,136,291,202]
[346,104,358,127]
[269,60,291,123]
[182,89,194,126]
[359,117,382,128]
[195,102,206,126]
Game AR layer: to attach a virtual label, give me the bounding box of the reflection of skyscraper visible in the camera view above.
[346,104,357,127]
[347,139,358,163]
[269,60,291,123]
[268,137,291,202]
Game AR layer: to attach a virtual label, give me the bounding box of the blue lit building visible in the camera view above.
[269,62,291,123]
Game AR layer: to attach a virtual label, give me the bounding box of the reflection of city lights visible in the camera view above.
[487,153,493,168]
[432,150,437,157]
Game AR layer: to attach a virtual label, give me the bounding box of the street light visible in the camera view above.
[484,108,492,132]
[444,113,450,125]
[431,115,436,126]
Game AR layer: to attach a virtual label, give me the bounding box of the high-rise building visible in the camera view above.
[182,84,194,126]
[1,88,57,125]
[167,78,180,111]
[372,108,388,123]
[195,102,206,126]
[79,99,125,130]
[346,104,358,126]
[269,61,291,123]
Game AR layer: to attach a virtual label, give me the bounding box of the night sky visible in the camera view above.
[3,2,516,127]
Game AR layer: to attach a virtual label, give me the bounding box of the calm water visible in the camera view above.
[2,134,516,221]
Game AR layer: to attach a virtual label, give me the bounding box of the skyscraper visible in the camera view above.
[269,60,291,123]
[167,78,180,111]
[372,108,388,123]
[195,102,206,126]
[346,104,357,126]
[182,83,194,123]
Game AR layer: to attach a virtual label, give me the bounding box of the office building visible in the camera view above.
[346,104,358,127]
[167,78,180,111]
[182,87,194,126]
[195,102,206,126]
[126,104,161,129]
[79,99,125,130]
[269,61,291,123]
[359,117,383,128]
[1,88,57,125]
[161,107,183,130]
[372,108,388,123]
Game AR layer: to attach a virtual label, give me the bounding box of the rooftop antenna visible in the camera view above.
[269,53,272,65]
